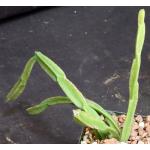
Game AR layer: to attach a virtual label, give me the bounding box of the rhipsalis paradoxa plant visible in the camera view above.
[6,9,145,142]
[121,9,145,141]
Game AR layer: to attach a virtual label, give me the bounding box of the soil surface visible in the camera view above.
[81,115,150,144]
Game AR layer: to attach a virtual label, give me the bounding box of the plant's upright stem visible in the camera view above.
[121,9,145,141]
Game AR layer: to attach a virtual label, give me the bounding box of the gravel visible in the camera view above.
[80,115,150,144]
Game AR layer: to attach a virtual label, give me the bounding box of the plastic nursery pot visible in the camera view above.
[78,111,149,144]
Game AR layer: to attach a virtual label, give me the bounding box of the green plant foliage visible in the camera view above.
[6,56,36,102]
[27,96,120,136]
[36,52,101,119]
[26,95,120,139]
[27,96,72,115]
[73,109,119,139]
[6,9,146,142]
[6,50,118,139]
[120,9,145,141]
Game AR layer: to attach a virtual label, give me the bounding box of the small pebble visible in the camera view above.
[146,138,150,144]
[138,127,145,136]
[144,122,149,128]
[132,122,139,130]
[103,138,119,144]
[86,140,91,144]
[142,132,147,138]
[131,140,137,144]
[135,115,143,122]
[118,115,126,123]
[146,116,150,122]
[92,142,98,144]
[143,138,148,144]
[139,122,144,128]
[138,141,144,144]
[85,131,89,134]
[130,136,136,141]
[145,126,150,136]
[81,141,87,144]
[135,136,140,140]
[85,127,90,132]
[130,130,138,137]
[83,135,88,141]
[88,133,93,140]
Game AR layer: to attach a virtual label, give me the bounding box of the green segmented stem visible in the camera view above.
[87,99,120,136]
[73,109,119,139]
[27,96,120,138]
[7,51,111,138]
[35,51,66,81]
[121,9,145,141]
[26,96,72,115]
[35,52,100,118]
[6,56,36,102]
[6,9,145,142]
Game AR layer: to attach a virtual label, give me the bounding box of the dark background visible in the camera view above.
[0,6,150,144]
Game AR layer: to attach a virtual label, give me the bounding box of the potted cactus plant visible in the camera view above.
[6,9,150,144]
